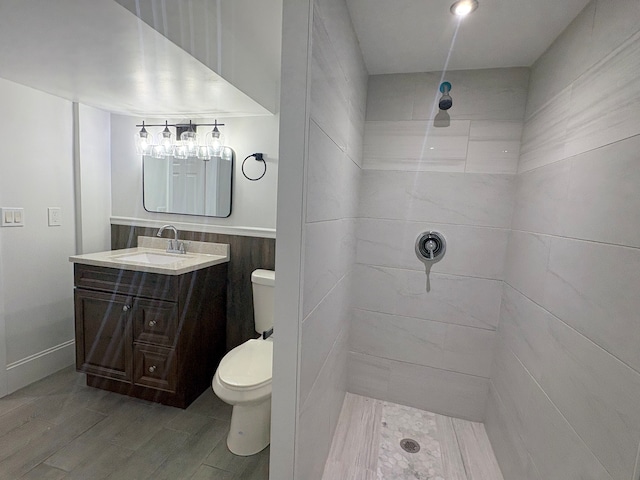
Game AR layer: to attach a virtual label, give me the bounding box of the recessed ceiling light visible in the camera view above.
[450,0,478,17]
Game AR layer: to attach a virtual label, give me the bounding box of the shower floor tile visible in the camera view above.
[322,393,503,480]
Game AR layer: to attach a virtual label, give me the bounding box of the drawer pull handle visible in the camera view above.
[122,305,131,312]
[148,320,157,327]
[148,365,157,373]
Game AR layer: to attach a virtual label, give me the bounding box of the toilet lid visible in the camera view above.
[218,339,273,389]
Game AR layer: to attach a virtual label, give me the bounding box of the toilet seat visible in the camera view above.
[218,339,273,390]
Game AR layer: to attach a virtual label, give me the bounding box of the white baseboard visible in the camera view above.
[6,340,75,394]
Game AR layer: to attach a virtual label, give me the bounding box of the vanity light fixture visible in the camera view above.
[135,120,227,160]
[450,0,478,17]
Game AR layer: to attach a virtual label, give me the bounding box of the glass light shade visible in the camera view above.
[206,128,225,157]
[158,125,175,156]
[151,144,166,158]
[174,141,189,159]
[180,129,199,157]
[135,126,154,155]
[196,145,211,160]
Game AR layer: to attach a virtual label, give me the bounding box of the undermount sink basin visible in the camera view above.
[113,252,191,265]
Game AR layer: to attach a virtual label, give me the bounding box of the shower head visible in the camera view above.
[439,82,452,111]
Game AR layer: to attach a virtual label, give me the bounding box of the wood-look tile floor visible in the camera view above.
[323,393,504,480]
[0,367,269,480]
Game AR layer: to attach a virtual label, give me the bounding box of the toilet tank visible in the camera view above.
[251,269,275,334]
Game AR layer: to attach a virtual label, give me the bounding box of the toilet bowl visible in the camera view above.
[212,338,273,455]
[212,269,275,456]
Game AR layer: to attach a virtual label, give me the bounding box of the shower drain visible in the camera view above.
[400,438,421,454]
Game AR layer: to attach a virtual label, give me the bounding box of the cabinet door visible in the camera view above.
[75,289,132,382]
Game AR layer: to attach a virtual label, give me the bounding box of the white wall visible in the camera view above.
[110,114,279,237]
[485,1,640,479]
[0,78,77,394]
[114,0,282,114]
[351,68,528,421]
[75,103,112,254]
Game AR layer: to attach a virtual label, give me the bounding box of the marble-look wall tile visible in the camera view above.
[366,68,528,123]
[525,3,595,119]
[590,0,640,67]
[347,94,366,168]
[351,309,495,378]
[303,219,355,317]
[356,218,509,280]
[560,134,640,248]
[484,386,543,480]
[348,352,489,422]
[386,358,489,422]
[543,236,640,373]
[314,0,368,104]
[306,120,360,222]
[310,10,349,152]
[466,120,523,174]
[365,73,418,121]
[298,1,366,478]
[359,171,515,228]
[412,68,530,122]
[350,309,447,371]
[518,87,571,173]
[363,120,469,172]
[565,31,640,158]
[300,274,351,407]
[511,159,570,235]
[503,230,550,305]
[500,285,640,480]
[514,134,640,247]
[354,264,503,331]
[297,326,349,480]
[348,350,391,400]
[491,344,613,480]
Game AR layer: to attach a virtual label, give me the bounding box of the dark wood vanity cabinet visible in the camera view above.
[73,262,227,408]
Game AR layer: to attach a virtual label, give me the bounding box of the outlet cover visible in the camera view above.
[48,207,61,226]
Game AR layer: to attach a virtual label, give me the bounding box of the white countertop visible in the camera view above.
[69,237,230,276]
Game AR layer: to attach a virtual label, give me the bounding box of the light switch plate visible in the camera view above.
[1,207,24,227]
[48,207,61,226]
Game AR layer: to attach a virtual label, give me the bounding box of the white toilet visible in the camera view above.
[212,269,275,456]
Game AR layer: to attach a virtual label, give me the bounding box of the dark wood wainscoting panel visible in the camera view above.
[111,224,276,351]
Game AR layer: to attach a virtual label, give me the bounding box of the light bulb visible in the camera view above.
[450,0,478,16]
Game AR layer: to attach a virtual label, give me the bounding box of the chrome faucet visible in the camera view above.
[157,224,186,253]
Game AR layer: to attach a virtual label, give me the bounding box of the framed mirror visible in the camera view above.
[143,147,234,217]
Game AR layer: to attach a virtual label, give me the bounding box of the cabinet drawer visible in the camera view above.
[74,263,179,301]
[133,344,177,393]
[133,299,178,347]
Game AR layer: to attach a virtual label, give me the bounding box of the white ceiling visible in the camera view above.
[0,0,271,117]
[346,0,591,74]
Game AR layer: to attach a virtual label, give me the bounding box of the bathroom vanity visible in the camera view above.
[70,237,230,408]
